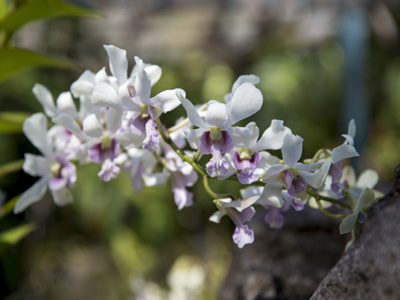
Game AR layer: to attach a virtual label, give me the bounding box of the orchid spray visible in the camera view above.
[15,45,383,248]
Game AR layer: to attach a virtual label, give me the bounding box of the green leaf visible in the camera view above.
[0,48,77,81]
[0,0,101,38]
[0,0,8,20]
[354,188,375,213]
[0,223,35,254]
[0,159,24,178]
[339,213,358,234]
[0,194,19,219]
[0,111,30,133]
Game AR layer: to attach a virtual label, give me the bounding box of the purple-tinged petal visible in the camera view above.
[98,159,120,182]
[218,131,234,153]
[199,131,213,154]
[49,177,67,191]
[89,138,119,163]
[130,115,147,136]
[293,175,307,194]
[264,207,285,229]
[280,170,293,189]
[173,186,193,210]
[143,118,159,152]
[206,152,229,177]
[131,163,144,193]
[238,169,259,184]
[233,225,254,248]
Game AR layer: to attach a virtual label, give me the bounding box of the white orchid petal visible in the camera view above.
[92,82,122,109]
[14,177,49,213]
[225,75,260,102]
[230,122,258,148]
[262,164,287,182]
[331,144,359,164]
[206,101,227,127]
[50,188,73,206]
[257,183,284,207]
[298,161,330,189]
[227,82,263,125]
[56,92,77,116]
[357,169,379,189]
[70,70,95,98]
[209,210,224,223]
[254,119,292,151]
[134,56,152,105]
[23,113,51,157]
[104,45,128,84]
[282,134,303,168]
[118,83,142,111]
[52,114,87,140]
[348,119,356,138]
[184,128,204,149]
[33,84,57,118]
[143,172,169,186]
[82,114,103,138]
[152,89,181,113]
[107,108,124,134]
[144,64,162,85]
[177,90,206,129]
[23,154,49,177]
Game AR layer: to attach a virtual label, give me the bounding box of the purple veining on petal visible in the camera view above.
[206,151,229,177]
[89,138,119,164]
[238,168,259,184]
[293,175,307,194]
[143,117,159,152]
[232,152,244,169]
[219,131,234,153]
[281,170,293,189]
[232,225,255,248]
[199,130,234,155]
[98,159,120,182]
[291,198,305,211]
[199,131,213,154]
[249,152,261,169]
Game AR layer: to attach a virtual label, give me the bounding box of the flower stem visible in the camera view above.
[306,189,351,209]
[203,175,235,200]
[155,118,206,177]
[315,199,347,219]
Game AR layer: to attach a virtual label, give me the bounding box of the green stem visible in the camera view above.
[155,118,206,177]
[306,189,351,209]
[203,175,235,200]
[315,199,347,219]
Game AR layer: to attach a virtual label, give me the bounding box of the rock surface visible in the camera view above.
[219,166,400,300]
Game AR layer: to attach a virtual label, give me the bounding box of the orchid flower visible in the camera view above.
[229,120,292,184]
[90,46,180,152]
[14,113,76,213]
[177,81,263,177]
[259,134,326,210]
[209,195,259,248]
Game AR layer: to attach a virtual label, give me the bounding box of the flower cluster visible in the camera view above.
[15,45,383,248]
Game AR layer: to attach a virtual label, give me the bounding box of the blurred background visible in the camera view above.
[1,0,400,299]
